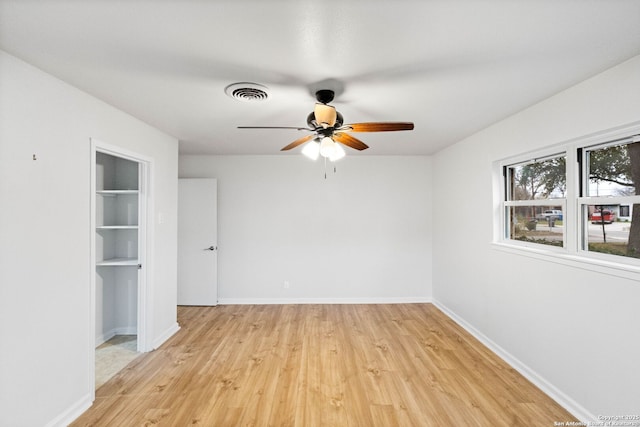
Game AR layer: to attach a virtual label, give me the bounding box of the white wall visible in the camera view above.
[0,50,179,426]
[432,55,640,418]
[179,155,432,303]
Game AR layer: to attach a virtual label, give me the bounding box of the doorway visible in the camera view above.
[90,139,151,395]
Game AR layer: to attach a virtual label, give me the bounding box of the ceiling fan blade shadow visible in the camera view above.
[121,45,308,87]
[307,78,346,100]
[333,133,369,151]
[340,56,495,85]
[343,122,414,132]
[281,134,315,151]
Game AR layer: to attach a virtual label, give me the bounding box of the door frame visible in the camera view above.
[89,138,154,399]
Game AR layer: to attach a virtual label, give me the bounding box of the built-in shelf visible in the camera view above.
[97,190,139,197]
[97,257,139,266]
[94,150,142,354]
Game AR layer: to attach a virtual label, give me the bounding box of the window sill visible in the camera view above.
[491,241,640,281]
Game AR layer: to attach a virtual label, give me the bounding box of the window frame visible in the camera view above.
[577,135,640,261]
[503,153,568,250]
[494,122,640,278]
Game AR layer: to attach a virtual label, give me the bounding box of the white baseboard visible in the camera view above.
[95,329,116,347]
[217,296,432,305]
[45,393,92,427]
[95,326,138,347]
[432,299,595,423]
[152,322,180,350]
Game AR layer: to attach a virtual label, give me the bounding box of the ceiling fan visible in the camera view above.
[238,89,414,161]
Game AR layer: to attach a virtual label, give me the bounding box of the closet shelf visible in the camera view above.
[96,225,138,230]
[97,190,139,194]
[97,257,139,266]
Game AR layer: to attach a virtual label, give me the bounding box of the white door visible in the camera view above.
[178,178,218,305]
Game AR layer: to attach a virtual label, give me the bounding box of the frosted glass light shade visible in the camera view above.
[319,137,336,158]
[329,142,345,161]
[301,140,320,160]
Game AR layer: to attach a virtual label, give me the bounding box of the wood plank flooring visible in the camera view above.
[71,304,577,426]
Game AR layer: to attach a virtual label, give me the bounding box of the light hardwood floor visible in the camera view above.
[72,304,577,426]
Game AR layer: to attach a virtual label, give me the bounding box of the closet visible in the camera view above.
[94,151,144,352]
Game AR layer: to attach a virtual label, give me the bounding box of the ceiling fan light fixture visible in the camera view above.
[319,137,337,158]
[301,140,320,160]
[329,142,346,162]
[237,86,414,167]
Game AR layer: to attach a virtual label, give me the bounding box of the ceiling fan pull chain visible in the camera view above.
[324,157,327,179]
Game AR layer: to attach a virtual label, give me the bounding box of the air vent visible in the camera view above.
[225,82,269,102]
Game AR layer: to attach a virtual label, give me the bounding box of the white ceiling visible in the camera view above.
[1,0,639,155]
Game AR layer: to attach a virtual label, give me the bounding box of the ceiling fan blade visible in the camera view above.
[238,126,313,131]
[281,134,315,151]
[314,103,337,128]
[343,122,414,132]
[333,133,369,151]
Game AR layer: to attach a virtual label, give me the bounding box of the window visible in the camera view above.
[497,124,640,268]
[620,205,630,218]
[579,137,640,259]
[504,154,566,247]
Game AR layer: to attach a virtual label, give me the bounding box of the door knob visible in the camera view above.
[205,246,217,251]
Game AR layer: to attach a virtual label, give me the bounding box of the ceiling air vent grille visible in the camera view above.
[225,82,269,102]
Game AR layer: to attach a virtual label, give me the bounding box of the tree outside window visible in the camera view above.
[584,140,640,258]
[505,155,566,247]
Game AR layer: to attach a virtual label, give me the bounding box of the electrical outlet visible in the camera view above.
[283,281,290,289]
